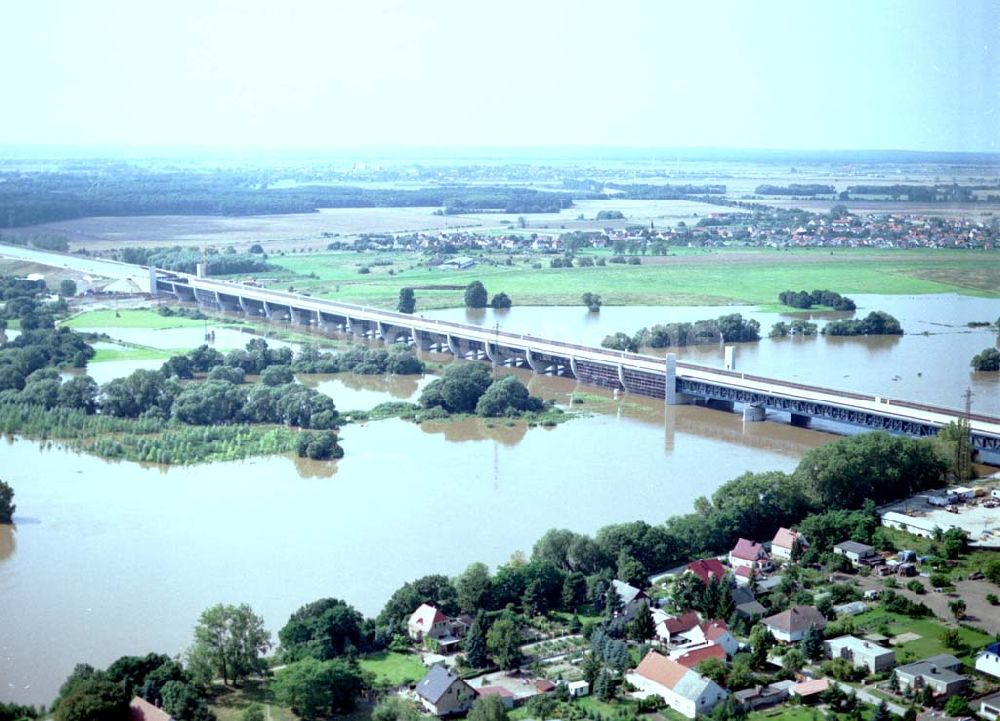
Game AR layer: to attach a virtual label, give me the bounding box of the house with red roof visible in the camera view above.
[728,538,770,572]
[771,528,807,561]
[654,611,701,645]
[672,643,727,669]
[682,620,739,657]
[130,697,173,721]
[407,603,451,642]
[685,558,727,585]
[626,651,728,718]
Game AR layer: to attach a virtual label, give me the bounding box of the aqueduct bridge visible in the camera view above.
[149,269,1000,453]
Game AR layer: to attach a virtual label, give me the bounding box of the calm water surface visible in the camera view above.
[428,294,1000,415]
[0,380,834,705]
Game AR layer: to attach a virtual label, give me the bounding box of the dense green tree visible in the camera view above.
[944,696,971,717]
[278,598,365,662]
[397,288,416,314]
[160,681,215,721]
[189,603,271,687]
[59,279,77,297]
[53,679,129,721]
[419,363,493,413]
[464,281,488,309]
[272,658,365,719]
[795,432,945,509]
[100,369,178,418]
[561,571,587,610]
[971,347,1000,371]
[581,292,602,312]
[486,617,522,670]
[260,365,294,387]
[0,480,15,523]
[489,293,512,310]
[463,612,489,669]
[468,695,509,721]
[378,574,459,626]
[748,624,773,669]
[475,376,544,417]
[627,602,655,641]
[800,625,824,660]
[295,430,344,460]
[456,562,493,613]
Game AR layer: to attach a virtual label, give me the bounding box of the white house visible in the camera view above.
[416,665,476,716]
[627,651,728,719]
[980,692,1000,721]
[770,528,807,561]
[976,642,1000,679]
[408,603,451,642]
[729,538,770,571]
[762,605,827,643]
[677,620,740,658]
[824,635,896,674]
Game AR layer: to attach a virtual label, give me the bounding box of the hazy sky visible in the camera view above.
[2,0,997,152]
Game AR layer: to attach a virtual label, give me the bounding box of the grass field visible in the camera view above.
[358,651,427,687]
[849,610,993,665]
[267,248,1000,310]
[90,345,176,362]
[63,308,214,329]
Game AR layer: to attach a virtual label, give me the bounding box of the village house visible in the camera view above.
[654,611,701,645]
[130,697,173,721]
[733,681,794,710]
[627,651,728,718]
[729,538,770,572]
[824,635,896,674]
[685,558,728,584]
[770,528,807,561]
[475,686,515,710]
[416,665,476,716]
[894,655,967,697]
[671,643,727,669]
[408,603,451,642]
[676,620,740,657]
[612,579,650,621]
[980,692,1000,721]
[761,605,827,643]
[833,540,880,568]
[976,642,1000,679]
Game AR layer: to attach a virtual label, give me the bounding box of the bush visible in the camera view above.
[295,430,344,460]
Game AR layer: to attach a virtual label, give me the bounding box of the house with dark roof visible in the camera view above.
[976,641,1000,679]
[733,681,794,710]
[894,655,967,697]
[626,651,728,718]
[833,541,879,568]
[416,665,476,716]
[612,579,650,621]
[686,559,728,584]
[729,539,770,572]
[979,691,1000,721]
[771,528,807,561]
[762,605,827,643]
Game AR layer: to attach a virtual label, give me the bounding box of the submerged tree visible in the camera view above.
[0,479,14,524]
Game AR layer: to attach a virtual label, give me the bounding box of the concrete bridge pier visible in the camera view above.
[525,348,544,373]
[411,328,432,351]
[790,413,811,428]
[665,354,691,405]
[743,404,766,422]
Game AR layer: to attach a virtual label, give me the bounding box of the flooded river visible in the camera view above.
[1,292,998,704]
[428,294,1000,415]
[0,376,834,706]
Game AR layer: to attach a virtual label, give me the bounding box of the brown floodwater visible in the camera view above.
[428,293,1000,415]
[0,379,836,706]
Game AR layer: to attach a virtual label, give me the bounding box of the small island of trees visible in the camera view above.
[778,289,856,311]
[971,347,1000,371]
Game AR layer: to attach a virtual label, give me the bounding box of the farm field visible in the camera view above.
[267,248,1000,310]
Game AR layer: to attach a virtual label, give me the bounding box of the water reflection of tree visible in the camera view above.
[292,455,338,479]
[296,373,420,400]
[419,418,528,446]
[0,524,15,563]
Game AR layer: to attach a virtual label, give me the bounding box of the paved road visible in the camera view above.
[0,244,151,291]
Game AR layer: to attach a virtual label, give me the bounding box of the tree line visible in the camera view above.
[778,289,856,311]
[602,313,761,352]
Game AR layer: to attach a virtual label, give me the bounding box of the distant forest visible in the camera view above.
[0,170,590,227]
[0,167,737,228]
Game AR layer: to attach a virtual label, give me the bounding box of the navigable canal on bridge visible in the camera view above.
[1,292,998,705]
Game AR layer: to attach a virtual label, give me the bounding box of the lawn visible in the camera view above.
[748,706,827,721]
[358,651,427,687]
[90,345,178,362]
[207,680,298,721]
[849,610,993,665]
[63,308,212,329]
[268,248,1000,310]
